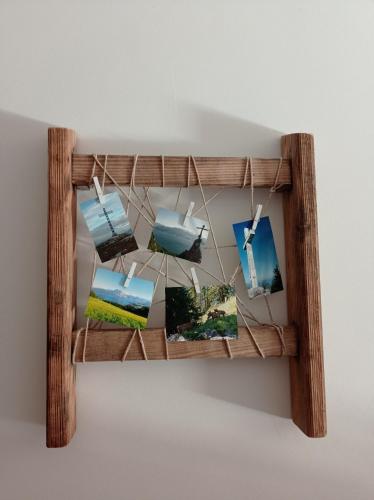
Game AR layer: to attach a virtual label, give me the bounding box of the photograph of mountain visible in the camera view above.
[80,192,138,263]
[85,267,154,328]
[148,207,210,264]
[233,216,283,299]
[165,285,238,342]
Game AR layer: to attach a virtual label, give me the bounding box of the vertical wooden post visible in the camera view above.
[282,133,326,437]
[47,128,77,447]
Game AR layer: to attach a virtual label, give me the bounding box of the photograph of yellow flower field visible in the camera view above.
[85,296,147,328]
[85,268,154,329]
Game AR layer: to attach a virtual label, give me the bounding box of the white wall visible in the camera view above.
[1,1,373,499]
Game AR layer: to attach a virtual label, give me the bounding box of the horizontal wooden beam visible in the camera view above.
[72,325,297,362]
[72,155,291,188]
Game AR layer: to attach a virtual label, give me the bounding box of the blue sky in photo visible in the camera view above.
[151,207,210,256]
[232,216,280,289]
[80,192,132,245]
[93,267,154,303]
[155,207,210,237]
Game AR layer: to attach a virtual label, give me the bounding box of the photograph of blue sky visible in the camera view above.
[233,216,282,290]
[151,207,210,256]
[80,192,132,246]
[93,268,154,305]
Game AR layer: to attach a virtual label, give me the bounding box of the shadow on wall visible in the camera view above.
[0,109,51,426]
[76,104,283,156]
[0,105,290,429]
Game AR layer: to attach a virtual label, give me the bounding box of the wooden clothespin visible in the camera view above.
[124,262,137,288]
[243,204,263,249]
[93,176,105,204]
[183,201,195,226]
[190,267,200,294]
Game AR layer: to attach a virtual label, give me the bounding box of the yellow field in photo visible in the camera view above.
[85,296,147,329]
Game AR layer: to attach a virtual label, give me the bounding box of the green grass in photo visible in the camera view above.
[182,314,238,341]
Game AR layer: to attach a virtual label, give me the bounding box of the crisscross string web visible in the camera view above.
[73,154,287,363]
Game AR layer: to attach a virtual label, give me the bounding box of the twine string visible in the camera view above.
[161,155,165,187]
[192,189,224,217]
[224,338,233,359]
[72,328,83,364]
[237,304,265,358]
[163,328,169,360]
[133,188,150,233]
[92,155,154,226]
[80,154,289,363]
[242,157,249,188]
[125,154,155,221]
[174,187,182,211]
[121,329,137,362]
[191,156,226,282]
[262,157,283,214]
[187,156,190,187]
[82,251,97,363]
[137,252,156,277]
[101,154,108,189]
[250,157,255,219]
[126,154,137,213]
[272,323,287,356]
[138,329,148,360]
[152,254,166,298]
[89,159,96,185]
[174,257,194,286]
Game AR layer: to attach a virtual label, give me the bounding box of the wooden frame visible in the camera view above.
[47,128,326,447]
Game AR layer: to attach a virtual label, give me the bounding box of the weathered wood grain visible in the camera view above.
[72,325,298,362]
[46,127,326,447]
[47,128,77,448]
[282,133,326,438]
[72,155,292,188]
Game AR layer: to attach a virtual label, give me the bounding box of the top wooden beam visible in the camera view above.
[72,155,291,188]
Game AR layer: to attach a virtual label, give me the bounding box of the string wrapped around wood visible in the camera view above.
[74,151,287,361]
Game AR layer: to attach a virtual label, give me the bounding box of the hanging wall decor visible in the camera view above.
[47,128,326,448]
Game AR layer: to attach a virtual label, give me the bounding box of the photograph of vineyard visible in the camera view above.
[165,285,238,341]
[85,267,154,329]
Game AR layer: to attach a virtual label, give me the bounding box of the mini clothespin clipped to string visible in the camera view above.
[93,176,105,205]
[124,262,137,288]
[243,204,262,249]
[190,267,200,294]
[183,201,195,226]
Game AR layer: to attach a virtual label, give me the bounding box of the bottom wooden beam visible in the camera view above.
[72,325,297,362]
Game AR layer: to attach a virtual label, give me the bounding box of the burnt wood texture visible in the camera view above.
[72,325,298,362]
[46,128,326,446]
[282,133,326,437]
[72,155,291,188]
[47,128,77,447]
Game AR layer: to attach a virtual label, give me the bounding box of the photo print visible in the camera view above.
[165,285,238,341]
[233,216,283,299]
[80,192,138,263]
[148,207,210,264]
[85,267,154,329]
